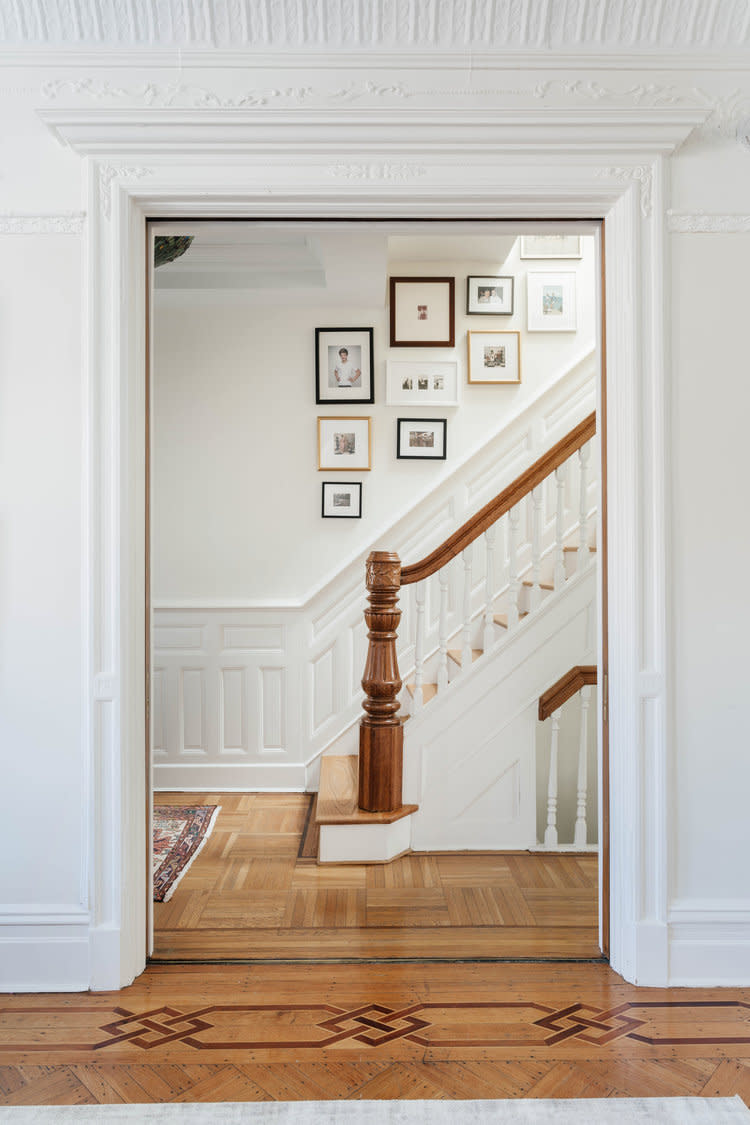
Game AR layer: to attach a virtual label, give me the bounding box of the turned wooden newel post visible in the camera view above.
[359,550,404,812]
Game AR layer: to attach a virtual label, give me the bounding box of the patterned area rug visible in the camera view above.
[153,805,220,902]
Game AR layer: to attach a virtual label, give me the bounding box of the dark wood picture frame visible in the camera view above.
[389,276,455,347]
[396,417,448,460]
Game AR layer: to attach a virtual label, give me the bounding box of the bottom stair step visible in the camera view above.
[316,755,418,826]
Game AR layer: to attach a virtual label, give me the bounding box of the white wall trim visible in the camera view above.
[32,102,694,990]
[0,910,90,992]
[153,762,306,791]
[669,901,750,985]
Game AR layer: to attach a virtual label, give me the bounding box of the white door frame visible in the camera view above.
[41,107,697,989]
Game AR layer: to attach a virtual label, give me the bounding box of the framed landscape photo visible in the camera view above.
[527,272,577,332]
[467,331,521,385]
[386,359,460,406]
[315,327,374,404]
[466,275,514,315]
[396,418,447,461]
[389,276,455,347]
[318,416,372,471]
[321,481,362,519]
[520,234,582,259]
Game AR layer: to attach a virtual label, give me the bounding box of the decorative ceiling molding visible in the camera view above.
[3,0,750,51]
[667,211,750,232]
[0,211,85,233]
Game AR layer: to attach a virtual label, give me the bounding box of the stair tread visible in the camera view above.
[406,682,438,702]
[316,755,418,826]
[521,578,554,590]
[447,648,482,665]
[494,611,529,628]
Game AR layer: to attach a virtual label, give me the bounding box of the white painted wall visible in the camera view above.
[152,235,597,601]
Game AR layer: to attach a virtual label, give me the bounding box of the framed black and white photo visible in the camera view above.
[315,327,374,404]
[520,234,582,259]
[321,481,362,518]
[389,277,455,347]
[467,330,521,385]
[396,418,447,460]
[466,275,514,315]
[386,359,459,406]
[527,272,577,332]
[317,416,372,471]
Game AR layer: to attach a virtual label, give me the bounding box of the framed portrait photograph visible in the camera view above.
[389,276,455,347]
[385,359,460,406]
[315,327,374,404]
[396,418,447,461]
[466,275,514,315]
[467,331,521,385]
[527,272,577,332]
[318,416,372,471]
[520,234,582,259]
[321,481,362,519]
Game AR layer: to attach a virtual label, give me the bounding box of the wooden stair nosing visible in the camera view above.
[564,544,598,553]
[316,755,418,826]
[447,647,483,666]
[405,681,438,703]
[493,610,529,629]
[521,578,554,591]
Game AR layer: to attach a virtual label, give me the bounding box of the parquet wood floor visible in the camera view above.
[1,963,750,1106]
[153,793,600,961]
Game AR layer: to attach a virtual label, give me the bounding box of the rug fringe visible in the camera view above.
[162,805,221,903]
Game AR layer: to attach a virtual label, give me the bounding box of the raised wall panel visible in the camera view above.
[180,668,205,752]
[261,667,285,751]
[220,667,247,754]
[151,667,165,752]
[312,645,335,733]
[155,625,203,650]
[222,624,284,651]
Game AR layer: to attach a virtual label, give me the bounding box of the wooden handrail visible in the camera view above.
[539,665,597,721]
[400,412,596,586]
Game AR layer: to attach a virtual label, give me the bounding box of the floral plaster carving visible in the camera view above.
[328,163,427,182]
[595,166,653,219]
[98,165,152,220]
[667,212,750,233]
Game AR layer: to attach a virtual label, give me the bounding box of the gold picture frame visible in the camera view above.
[317,416,372,471]
[467,330,521,385]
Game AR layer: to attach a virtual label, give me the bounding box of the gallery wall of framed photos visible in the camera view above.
[151,227,597,601]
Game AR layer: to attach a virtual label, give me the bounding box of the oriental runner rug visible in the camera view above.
[152,805,220,902]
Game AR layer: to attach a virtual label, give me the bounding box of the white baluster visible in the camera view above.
[461,544,473,670]
[578,442,591,571]
[574,684,592,847]
[507,506,521,629]
[544,709,561,848]
[483,524,497,653]
[437,566,449,693]
[413,580,426,713]
[530,486,543,611]
[554,463,567,590]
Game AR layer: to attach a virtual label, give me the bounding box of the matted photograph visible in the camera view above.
[317,416,372,471]
[467,330,521,384]
[527,272,577,332]
[396,417,447,460]
[315,327,374,404]
[321,481,362,518]
[386,359,460,406]
[389,276,455,347]
[520,234,582,259]
[466,275,514,315]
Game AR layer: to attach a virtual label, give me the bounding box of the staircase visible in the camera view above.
[315,413,601,863]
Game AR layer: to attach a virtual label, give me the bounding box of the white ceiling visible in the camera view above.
[3,0,749,51]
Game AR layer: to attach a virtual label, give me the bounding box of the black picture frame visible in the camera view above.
[321,481,363,518]
[315,327,374,404]
[466,274,514,315]
[396,418,447,461]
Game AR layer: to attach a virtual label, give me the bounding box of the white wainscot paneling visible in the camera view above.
[220,666,247,753]
[180,668,206,752]
[261,666,285,751]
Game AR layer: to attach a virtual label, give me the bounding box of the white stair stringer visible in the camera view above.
[402,565,597,851]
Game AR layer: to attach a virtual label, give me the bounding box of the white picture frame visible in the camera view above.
[385,359,460,406]
[520,234,582,259]
[527,272,577,332]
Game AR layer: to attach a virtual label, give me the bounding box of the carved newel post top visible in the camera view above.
[366,551,401,592]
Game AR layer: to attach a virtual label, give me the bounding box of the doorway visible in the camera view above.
[147,219,607,963]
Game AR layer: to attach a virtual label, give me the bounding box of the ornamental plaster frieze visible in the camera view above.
[0,212,85,233]
[667,212,750,233]
[328,163,427,182]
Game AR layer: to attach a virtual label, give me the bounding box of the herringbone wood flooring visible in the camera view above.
[153,793,599,960]
[1,962,750,1106]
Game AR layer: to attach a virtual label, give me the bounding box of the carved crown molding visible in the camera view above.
[0,212,85,233]
[667,211,750,233]
[5,1,750,51]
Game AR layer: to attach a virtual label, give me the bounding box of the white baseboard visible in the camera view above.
[0,909,90,991]
[153,761,307,791]
[668,899,750,985]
